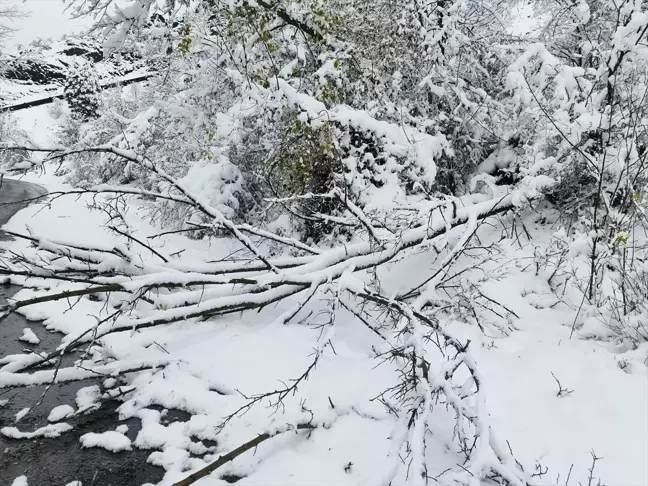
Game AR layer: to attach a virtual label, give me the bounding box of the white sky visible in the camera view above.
[3,0,93,52]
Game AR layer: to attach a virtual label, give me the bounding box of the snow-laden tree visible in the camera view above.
[0,0,23,50]
[57,0,522,232]
[0,114,30,169]
[64,63,102,120]
[504,0,648,341]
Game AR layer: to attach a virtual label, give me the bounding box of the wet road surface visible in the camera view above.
[0,177,48,230]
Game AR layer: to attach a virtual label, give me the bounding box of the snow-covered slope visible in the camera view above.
[1,37,148,110]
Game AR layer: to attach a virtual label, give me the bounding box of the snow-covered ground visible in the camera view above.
[1,156,646,485]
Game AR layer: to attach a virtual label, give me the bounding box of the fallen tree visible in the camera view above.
[0,143,538,485]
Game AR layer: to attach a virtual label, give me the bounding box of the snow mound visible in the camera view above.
[18,328,40,345]
[15,407,30,421]
[48,404,76,422]
[1,422,72,439]
[80,431,132,452]
[76,385,101,411]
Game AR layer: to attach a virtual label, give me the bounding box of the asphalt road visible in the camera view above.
[0,178,166,486]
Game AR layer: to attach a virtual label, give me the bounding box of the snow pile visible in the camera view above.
[15,407,30,421]
[76,385,101,412]
[18,327,40,345]
[11,477,28,486]
[80,431,132,452]
[1,422,73,439]
[48,404,76,423]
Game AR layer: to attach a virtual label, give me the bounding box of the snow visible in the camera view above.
[0,157,644,485]
[104,377,118,388]
[48,404,76,422]
[480,329,648,484]
[11,477,28,486]
[76,385,101,411]
[18,327,40,345]
[0,357,169,385]
[2,4,648,480]
[0,168,645,485]
[80,430,132,452]
[237,414,394,486]
[1,422,73,439]
[15,407,30,421]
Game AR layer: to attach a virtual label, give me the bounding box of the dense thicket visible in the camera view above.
[54,0,648,320]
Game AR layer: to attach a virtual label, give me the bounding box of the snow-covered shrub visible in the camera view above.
[503,0,648,333]
[64,63,102,120]
[37,0,648,335]
[544,159,598,216]
[180,157,244,221]
[58,0,516,237]
[0,114,30,169]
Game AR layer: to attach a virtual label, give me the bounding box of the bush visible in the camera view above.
[64,64,101,120]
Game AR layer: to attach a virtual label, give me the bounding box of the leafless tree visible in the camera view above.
[0,1,25,50]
